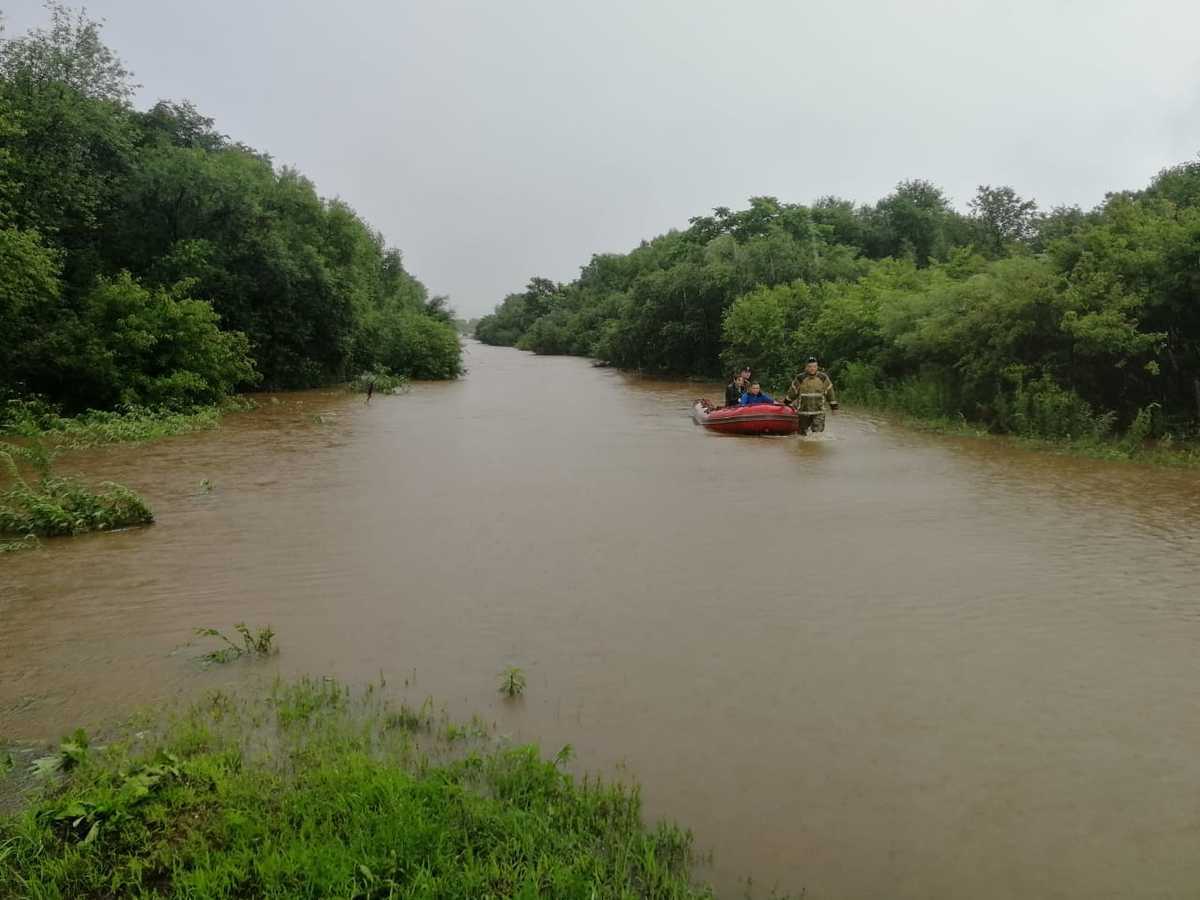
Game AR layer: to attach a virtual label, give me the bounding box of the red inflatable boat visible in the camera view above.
[692,399,800,436]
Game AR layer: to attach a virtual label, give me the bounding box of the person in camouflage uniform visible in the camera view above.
[781,356,838,435]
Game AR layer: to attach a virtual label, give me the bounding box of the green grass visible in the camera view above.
[0,398,256,449]
[0,677,721,899]
[0,445,154,538]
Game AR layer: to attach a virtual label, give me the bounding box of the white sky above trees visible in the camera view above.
[5,0,1200,315]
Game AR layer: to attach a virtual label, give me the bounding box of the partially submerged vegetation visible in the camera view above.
[0,441,153,538]
[0,677,719,898]
[855,405,1200,467]
[478,166,1200,463]
[498,666,528,698]
[0,398,256,449]
[840,365,1200,465]
[350,367,410,396]
[192,623,278,666]
[0,534,38,553]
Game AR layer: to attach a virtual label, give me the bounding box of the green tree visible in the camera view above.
[0,226,61,394]
[868,179,959,265]
[1142,158,1200,208]
[0,1,136,102]
[969,185,1038,255]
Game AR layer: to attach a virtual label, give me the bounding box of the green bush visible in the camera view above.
[886,374,959,420]
[836,360,885,406]
[381,311,464,380]
[1002,375,1115,441]
[55,273,258,412]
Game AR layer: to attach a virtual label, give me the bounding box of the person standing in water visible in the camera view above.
[781,356,838,434]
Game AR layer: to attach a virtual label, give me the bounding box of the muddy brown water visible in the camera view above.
[4,341,1200,898]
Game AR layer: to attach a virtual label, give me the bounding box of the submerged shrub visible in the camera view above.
[498,666,527,698]
[351,367,409,396]
[0,446,153,537]
[193,623,277,666]
[0,534,38,553]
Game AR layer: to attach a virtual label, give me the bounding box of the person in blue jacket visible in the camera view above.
[739,381,776,406]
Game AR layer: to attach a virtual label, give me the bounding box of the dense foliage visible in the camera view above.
[0,678,718,898]
[478,173,1200,442]
[0,4,461,417]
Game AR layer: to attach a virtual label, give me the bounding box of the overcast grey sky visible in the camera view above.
[5,1,1200,316]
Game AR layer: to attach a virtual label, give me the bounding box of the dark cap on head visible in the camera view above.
[805,356,818,364]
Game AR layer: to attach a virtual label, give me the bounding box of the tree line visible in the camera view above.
[0,4,461,417]
[477,167,1200,442]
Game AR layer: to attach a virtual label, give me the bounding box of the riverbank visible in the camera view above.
[0,399,257,450]
[0,676,719,899]
[0,375,415,451]
[849,405,1200,468]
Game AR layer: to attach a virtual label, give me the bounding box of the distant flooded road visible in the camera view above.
[4,341,1200,898]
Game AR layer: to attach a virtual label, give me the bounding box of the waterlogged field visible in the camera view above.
[3,344,1200,898]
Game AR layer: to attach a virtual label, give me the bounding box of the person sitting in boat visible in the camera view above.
[725,366,752,407]
[739,381,776,406]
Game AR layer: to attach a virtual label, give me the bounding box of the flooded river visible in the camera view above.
[3,341,1200,898]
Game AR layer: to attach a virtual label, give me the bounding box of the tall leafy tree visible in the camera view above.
[969,185,1038,255]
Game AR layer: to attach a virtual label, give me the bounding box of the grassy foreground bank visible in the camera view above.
[0,678,721,899]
